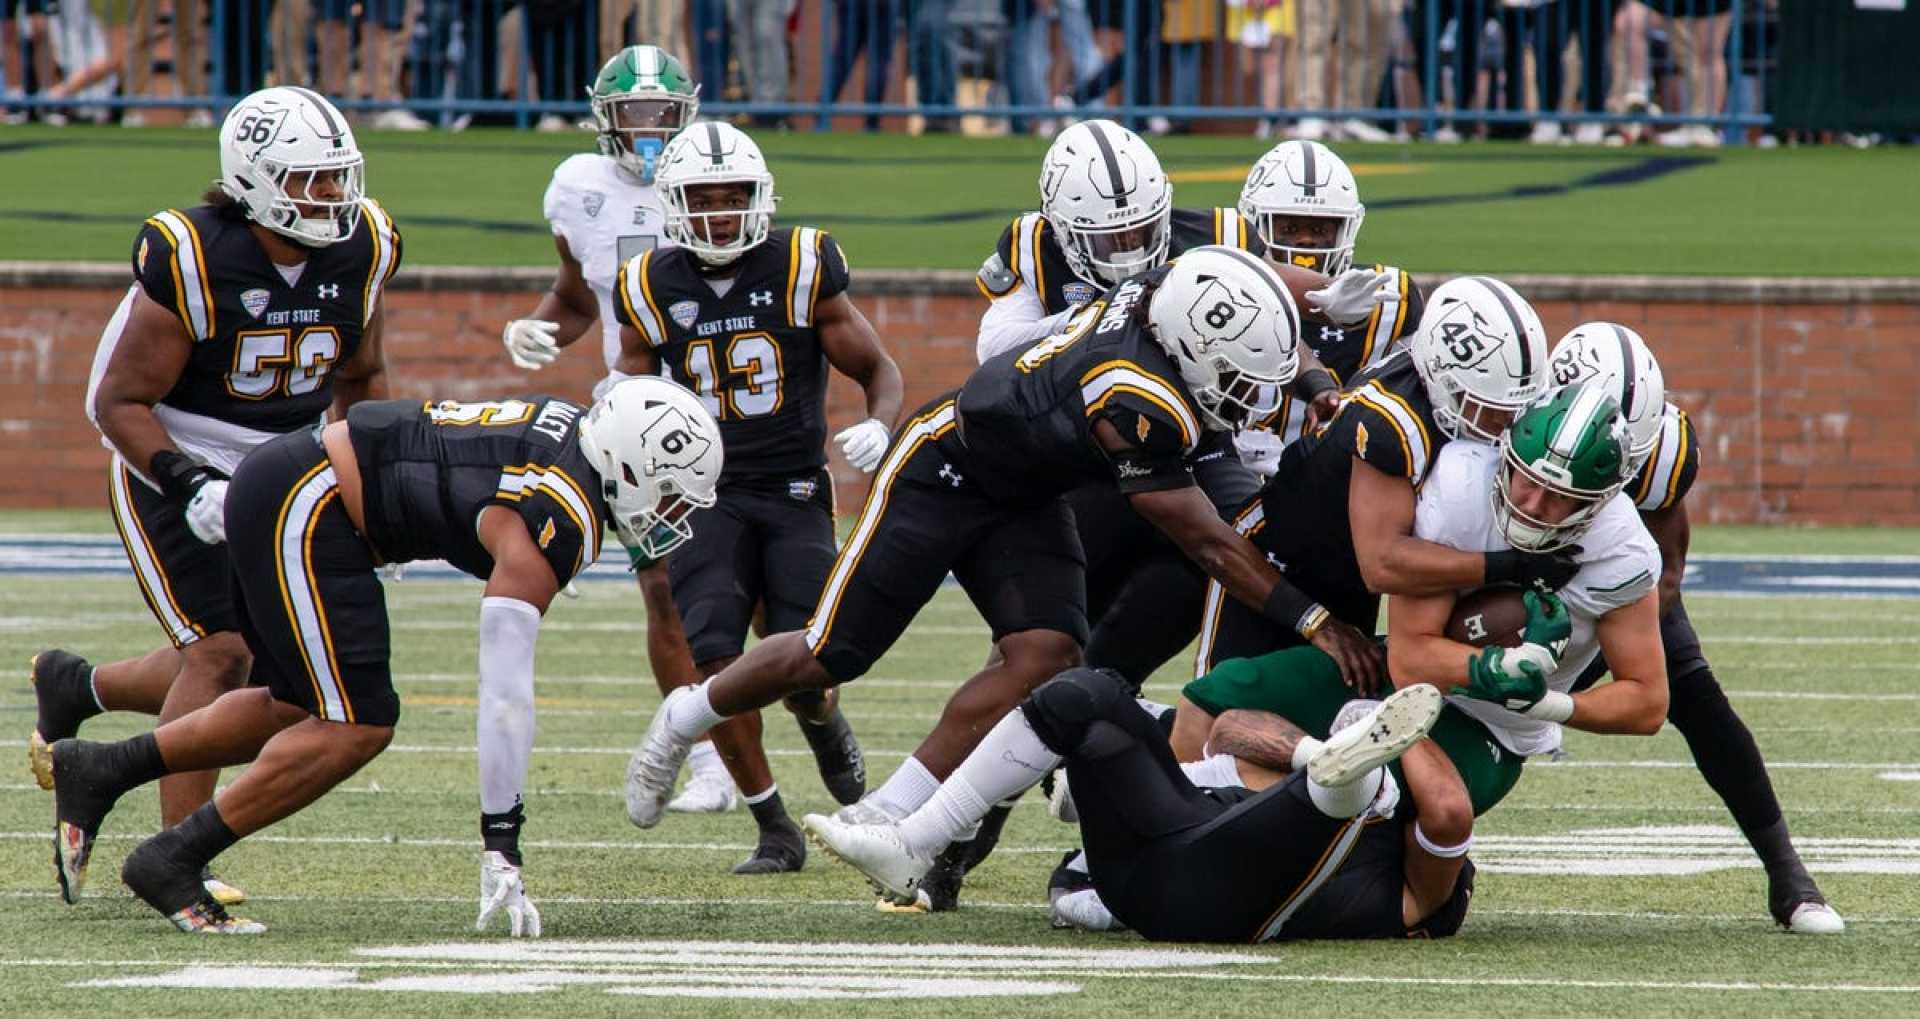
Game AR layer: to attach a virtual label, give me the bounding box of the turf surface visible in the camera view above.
[3,126,1916,275]
[0,526,1917,1015]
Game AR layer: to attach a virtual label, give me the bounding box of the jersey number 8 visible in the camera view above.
[227,327,341,400]
[682,332,783,420]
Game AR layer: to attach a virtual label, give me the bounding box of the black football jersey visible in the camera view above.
[1629,403,1700,512]
[955,269,1211,506]
[1248,263,1424,449]
[131,201,402,434]
[1278,818,1475,941]
[1257,346,1444,568]
[347,395,604,585]
[974,207,1256,315]
[616,227,848,478]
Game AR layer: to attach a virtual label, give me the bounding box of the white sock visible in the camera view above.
[86,668,104,713]
[688,740,726,779]
[1307,765,1385,819]
[869,756,942,820]
[1290,736,1324,774]
[896,710,1060,857]
[665,680,726,742]
[1180,754,1246,790]
[743,783,778,806]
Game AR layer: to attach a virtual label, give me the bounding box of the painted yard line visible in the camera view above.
[0,830,1078,855]
[391,673,953,689]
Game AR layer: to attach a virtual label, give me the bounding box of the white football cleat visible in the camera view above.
[1329,697,1382,737]
[625,687,697,829]
[801,813,931,905]
[831,797,896,826]
[667,765,739,814]
[1308,684,1442,788]
[1047,770,1078,824]
[1049,887,1122,932]
[1786,902,1846,935]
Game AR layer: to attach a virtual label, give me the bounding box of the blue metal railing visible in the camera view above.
[0,0,1771,141]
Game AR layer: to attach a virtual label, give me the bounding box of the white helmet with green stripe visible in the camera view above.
[590,45,699,184]
[1547,322,1666,470]
[1412,276,1551,444]
[1494,383,1636,552]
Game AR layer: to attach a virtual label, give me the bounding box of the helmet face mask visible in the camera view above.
[1493,384,1633,552]
[219,87,365,247]
[1547,322,1667,471]
[578,377,724,560]
[590,45,700,184]
[1149,245,1302,431]
[656,124,776,266]
[1410,276,1550,444]
[1238,140,1364,276]
[1040,120,1173,286]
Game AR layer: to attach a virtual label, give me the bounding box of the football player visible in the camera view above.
[1551,325,1843,934]
[1174,276,1579,758]
[30,86,399,908]
[622,249,1384,855]
[47,378,724,935]
[612,122,904,873]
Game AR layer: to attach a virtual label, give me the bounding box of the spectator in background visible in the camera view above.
[820,0,898,131]
[1660,0,1730,147]
[907,0,957,130]
[602,0,686,66]
[1,0,57,123]
[1070,0,1158,129]
[730,0,792,127]
[690,0,728,97]
[520,0,590,130]
[1527,0,1613,145]
[1229,0,1293,140]
[319,0,427,128]
[1004,0,1049,134]
[271,0,313,88]
[1158,0,1216,135]
[1053,0,1101,105]
[114,0,210,127]
[1295,0,1399,141]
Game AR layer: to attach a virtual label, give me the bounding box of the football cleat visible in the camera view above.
[799,706,867,806]
[29,650,98,791]
[830,796,896,826]
[1049,888,1123,932]
[624,687,697,829]
[201,867,248,906]
[801,813,931,905]
[1307,684,1442,788]
[49,739,126,904]
[667,765,739,814]
[731,816,806,875]
[165,897,267,935]
[1783,901,1846,935]
[1047,769,1078,824]
[123,833,265,934]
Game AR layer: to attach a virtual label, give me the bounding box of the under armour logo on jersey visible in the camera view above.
[749,290,774,308]
[938,463,964,488]
[1319,325,1345,344]
[317,283,340,300]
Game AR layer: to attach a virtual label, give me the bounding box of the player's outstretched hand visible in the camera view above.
[1310,619,1388,697]
[1484,545,1582,593]
[477,851,543,937]
[835,419,891,473]
[502,319,561,370]
[1304,267,1394,327]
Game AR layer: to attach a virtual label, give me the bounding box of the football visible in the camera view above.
[1444,586,1530,649]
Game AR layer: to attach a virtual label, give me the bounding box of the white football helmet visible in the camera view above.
[1148,245,1302,431]
[577,377,724,560]
[1547,322,1667,469]
[1040,119,1173,287]
[656,122,777,266]
[217,86,365,247]
[1237,140,1365,275]
[1410,276,1550,444]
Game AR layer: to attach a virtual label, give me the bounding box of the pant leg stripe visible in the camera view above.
[109,460,202,646]
[275,462,348,722]
[1253,814,1368,942]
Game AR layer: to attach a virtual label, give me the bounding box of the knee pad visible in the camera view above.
[1022,667,1132,754]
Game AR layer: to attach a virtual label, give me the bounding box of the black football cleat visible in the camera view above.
[50,739,127,904]
[123,836,265,934]
[799,707,867,806]
[29,650,99,791]
[732,816,807,875]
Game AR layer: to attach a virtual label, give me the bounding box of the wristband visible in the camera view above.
[1262,580,1328,639]
[481,801,526,866]
[1293,368,1337,402]
[148,450,221,506]
[1413,821,1473,859]
[1521,690,1575,723]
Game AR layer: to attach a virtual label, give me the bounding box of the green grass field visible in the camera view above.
[1,521,1917,1015]
[4,126,1916,275]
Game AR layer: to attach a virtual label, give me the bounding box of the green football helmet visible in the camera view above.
[1494,383,1635,552]
[590,45,699,184]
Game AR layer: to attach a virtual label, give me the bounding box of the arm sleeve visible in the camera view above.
[977,291,1073,364]
[477,596,540,816]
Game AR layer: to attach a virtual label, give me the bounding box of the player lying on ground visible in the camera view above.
[32,86,398,908]
[808,668,1474,942]
[47,379,721,935]
[611,121,904,871]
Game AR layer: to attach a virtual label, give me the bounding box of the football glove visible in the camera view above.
[1304,267,1395,327]
[183,480,229,545]
[477,851,542,937]
[1519,590,1572,658]
[1485,546,1583,594]
[151,451,229,545]
[502,318,561,370]
[1462,645,1553,709]
[835,419,890,473]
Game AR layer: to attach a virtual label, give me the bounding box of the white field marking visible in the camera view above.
[0,738,909,760]
[395,672,953,689]
[1726,690,1920,702]
[0,830,1076,856]
[1881,772,1920,782]
[1474,826,1920,876]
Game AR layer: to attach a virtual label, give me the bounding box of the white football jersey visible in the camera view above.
[1413,441,1660,757]
[542,153,670,372]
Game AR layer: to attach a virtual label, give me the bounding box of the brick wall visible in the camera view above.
[3,268,1915,525]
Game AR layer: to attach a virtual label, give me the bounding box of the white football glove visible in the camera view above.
[184,480,228,545]
[502,319,561,370]
[378,562,406,583]
[477,850,542,937]
[1304,267,1396,327]
[835,418,890,473]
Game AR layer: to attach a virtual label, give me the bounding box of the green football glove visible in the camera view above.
[1520,590,1572,658]
[1462,646,1574,722]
